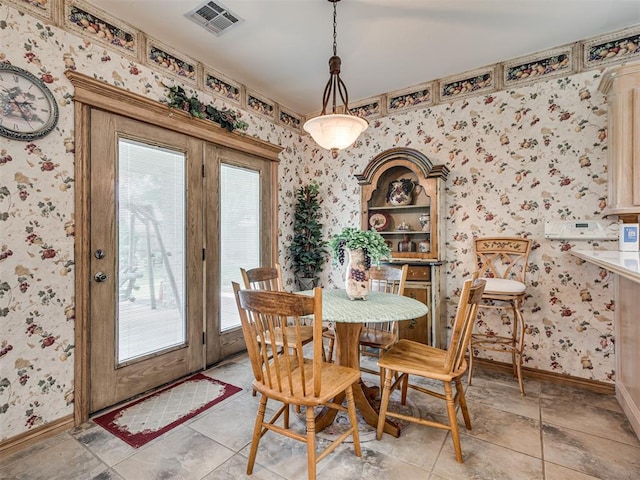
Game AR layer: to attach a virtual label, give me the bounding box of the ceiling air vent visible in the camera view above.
[185,1,244,36]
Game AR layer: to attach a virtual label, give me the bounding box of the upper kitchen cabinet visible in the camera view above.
[599,62,640,220]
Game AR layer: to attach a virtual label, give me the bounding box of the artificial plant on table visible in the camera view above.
[329,227,392,300]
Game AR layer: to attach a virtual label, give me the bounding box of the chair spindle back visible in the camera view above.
[444,278,486,373]
[240,264,284,292]
[233,283,324,398]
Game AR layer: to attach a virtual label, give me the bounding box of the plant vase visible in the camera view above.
[296,276,319,290]
[345,248,369,300]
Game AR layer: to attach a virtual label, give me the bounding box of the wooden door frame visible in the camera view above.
[67,72,281,425]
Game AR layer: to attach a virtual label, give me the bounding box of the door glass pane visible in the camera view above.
[220,164,260,331]
[117,138,186,363]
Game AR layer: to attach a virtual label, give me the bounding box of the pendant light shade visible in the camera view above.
[303,113,368,151]
[303,0,368,156]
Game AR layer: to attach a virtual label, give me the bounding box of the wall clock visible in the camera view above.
[0,64,59,141]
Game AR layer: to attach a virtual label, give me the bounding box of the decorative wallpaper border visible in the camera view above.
[503,45,576,88]
[582,25,640,69]
[246,90,275,120]
[439,66,496,102]
[277,106,303,132]
[5,1,640,126]
[145,37,198,84]
[348,96,383,120]
[387,82,434,114]
[204,69,243,106]
[64,0,139,60]
[10,0,58,22]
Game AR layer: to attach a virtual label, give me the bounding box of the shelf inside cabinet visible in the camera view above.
[369,204,430,211]
[380,230,429,235]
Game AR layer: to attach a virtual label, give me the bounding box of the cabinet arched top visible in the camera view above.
[355,147,449,185]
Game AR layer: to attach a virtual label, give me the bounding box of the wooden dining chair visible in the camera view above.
[232,283,362,480]
[241,263,322,351]
[240,264,318,401]
[376,277,486,463]
[467,236,532,395]
[324,264,408,383]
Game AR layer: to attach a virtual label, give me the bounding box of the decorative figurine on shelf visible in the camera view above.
[398,234,416,252]
[397,221,410,231]
[418,238,431,253]
[387,178,417,206]
[419,213,431,232]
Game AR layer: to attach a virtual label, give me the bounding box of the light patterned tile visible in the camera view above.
[540,383,620,412]
[464,403,542,458]
[318,445,431,480]
[93,469,126,480]
[365,406,448,471]
[112,425,234,480]
[433,434,543,480]
[0,433,108,480]
[237,426,345,480]
[542,424,640,480]
[203,453,286,479]
[189,393,276,451]
[465,381,540,420]
[541,397,639,446]
[468,366,542,397]
[205,357,255,390]
[72,420,137,466]
[545,462,603,480]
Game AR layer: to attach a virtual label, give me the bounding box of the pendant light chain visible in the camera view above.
[333,1,338,56]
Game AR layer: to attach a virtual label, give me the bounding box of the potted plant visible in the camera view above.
[288,181,328,290]
[329,227,392,300]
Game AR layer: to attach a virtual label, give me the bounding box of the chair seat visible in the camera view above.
[359,327,396,350]
[255,358,361,406]
[378,339,467,381]
[483,278,526,295]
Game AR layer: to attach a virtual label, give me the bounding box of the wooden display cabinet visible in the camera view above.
[356,148,449,347]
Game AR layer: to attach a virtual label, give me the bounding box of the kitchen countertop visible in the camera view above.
[570,249,640,283]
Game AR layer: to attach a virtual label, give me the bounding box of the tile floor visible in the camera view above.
[1,353,639,480]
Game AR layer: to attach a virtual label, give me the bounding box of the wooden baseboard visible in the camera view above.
[0,415,74,459]
[473,358,615,395]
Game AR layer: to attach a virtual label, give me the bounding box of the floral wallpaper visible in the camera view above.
[0,1,306,442]
[0,0,622,446]
[306,73,616,386]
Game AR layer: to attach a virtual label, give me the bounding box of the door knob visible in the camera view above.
[94,249,106,259]
[94,272,107,282]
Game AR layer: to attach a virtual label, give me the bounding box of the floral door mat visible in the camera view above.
[93,373,241,448]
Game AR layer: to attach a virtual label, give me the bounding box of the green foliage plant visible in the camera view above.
[288,182,328,279]
[165,85,248,132]
[329,227,392,268]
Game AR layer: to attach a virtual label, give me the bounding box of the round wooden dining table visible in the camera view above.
[302,288,428,437]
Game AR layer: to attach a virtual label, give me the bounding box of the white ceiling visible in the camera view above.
[87,0,640,115]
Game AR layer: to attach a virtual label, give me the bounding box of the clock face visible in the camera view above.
[0,64,59,141]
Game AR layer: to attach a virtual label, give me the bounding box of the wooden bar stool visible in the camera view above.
[467,237,532,395]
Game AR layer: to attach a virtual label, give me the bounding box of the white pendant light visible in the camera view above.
[303,0,368,157]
